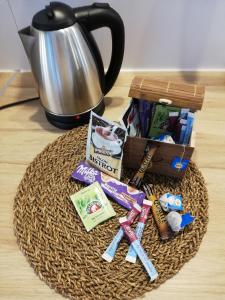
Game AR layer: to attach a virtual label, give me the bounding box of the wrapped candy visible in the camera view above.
[159,193,183,212]
[166,211,195,232]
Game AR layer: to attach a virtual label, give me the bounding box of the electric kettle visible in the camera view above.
[19,2,124,129]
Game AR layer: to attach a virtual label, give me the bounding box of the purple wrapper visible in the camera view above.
[139,100,152,138]
[71,161,145,210]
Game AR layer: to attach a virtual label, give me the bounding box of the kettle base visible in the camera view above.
[45,100,105,130]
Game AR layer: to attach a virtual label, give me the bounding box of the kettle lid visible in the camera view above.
[32,2,75,31]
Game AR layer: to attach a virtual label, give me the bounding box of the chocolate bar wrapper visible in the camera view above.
[152,198,171,240]
[129,144,158,188]
[143,184,171,240]
[72,160,145,210]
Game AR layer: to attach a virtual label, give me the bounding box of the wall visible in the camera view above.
[0,0,225,71]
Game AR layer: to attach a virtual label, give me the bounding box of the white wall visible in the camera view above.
[0,0,225,71]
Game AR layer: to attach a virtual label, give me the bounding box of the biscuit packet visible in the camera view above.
[70,182,116,232]
[86,112,127,180]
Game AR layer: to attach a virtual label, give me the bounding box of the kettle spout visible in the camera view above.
[18,27,35,59]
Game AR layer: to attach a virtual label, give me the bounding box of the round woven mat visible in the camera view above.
[14,125,208,300]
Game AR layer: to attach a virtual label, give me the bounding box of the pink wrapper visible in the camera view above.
[139,199,152,224]
[127,203,142,224]
[119,217,137,243]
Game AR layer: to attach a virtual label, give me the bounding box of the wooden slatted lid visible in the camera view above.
[128,76,205,110]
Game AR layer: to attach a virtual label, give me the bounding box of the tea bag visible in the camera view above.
[148,104,181,138]
[70,182,116,232]
[86,112,127,180]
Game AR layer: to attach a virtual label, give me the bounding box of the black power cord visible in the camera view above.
[0,97,39,110]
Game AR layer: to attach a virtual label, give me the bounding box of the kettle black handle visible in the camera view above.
[74,3,125,94]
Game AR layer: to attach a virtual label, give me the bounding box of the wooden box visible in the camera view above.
[122,76,205,178]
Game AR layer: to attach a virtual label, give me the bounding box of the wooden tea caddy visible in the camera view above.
[123,76,205,178]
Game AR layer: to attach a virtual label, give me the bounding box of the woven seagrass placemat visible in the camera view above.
[14,125,208,300]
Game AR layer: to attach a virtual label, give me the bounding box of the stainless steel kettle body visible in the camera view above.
[30,23,103,116]
[19,2,125,129]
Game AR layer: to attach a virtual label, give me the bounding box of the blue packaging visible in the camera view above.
[102,228,124,262]
[166,211,195,232]
[183,112,194,145]
[179,124,187,144]
[159,193,183,212]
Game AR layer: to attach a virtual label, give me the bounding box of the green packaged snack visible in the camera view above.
[149,104,181,138]
[70,182,116,232]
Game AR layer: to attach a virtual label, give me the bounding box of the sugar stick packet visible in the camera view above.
[125,199,152,263]
[129,143,158,189]
[72,160,145,210]
[102,203,142,262]
[119,217,158,281]
[143,184,171,240]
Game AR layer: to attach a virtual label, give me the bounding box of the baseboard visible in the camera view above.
[1,68,225,72]
[121,68,225,72]
[1,70,225,88]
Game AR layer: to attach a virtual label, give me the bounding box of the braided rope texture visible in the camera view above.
[14,125,208,300]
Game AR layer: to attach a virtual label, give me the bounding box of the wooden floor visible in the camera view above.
[0,71,225,300]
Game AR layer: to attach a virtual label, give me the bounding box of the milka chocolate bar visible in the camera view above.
[72,160,145,210]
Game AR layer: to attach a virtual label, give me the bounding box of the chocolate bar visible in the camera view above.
[72,160,145,210]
